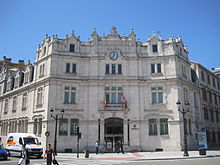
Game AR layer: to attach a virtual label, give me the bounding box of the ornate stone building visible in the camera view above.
[0,27,219,152]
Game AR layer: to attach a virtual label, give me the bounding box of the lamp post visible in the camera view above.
[176,100,190,156]
[50,108,65,155]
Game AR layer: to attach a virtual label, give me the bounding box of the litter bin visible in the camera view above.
[199,149,206,155]
[84,149,89,158]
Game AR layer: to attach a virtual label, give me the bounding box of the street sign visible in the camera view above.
[45,131,50,137]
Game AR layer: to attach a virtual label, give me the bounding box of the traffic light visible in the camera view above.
[75,126,79,134]
[78,133,81,139]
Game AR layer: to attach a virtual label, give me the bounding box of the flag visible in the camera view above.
[104,93,107,110]
[121,94,128,109]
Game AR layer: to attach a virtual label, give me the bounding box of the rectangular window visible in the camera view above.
[12,96,17,112]
[69,44,75,52]
[72,64,77,73]
[118,64,122,74]
[4,99,8,114]
[204,107,209,120]
[216,112,219,122]
[160,119,168,135]
[37,87,43,105]
[194,92,198,107]
[209,91,212,104]
[111,87,117,104]
[202,87,207,101]
[105,87,123,104]
[105,64,110,74]
[64,87,76,104]
[201,71,205,81]
[118,87,122,104]
[213,78,216,88]
[22,93,28,109]
[112,64,116,74]
[43,46,46,55]
[151,87,157,104]
[157,64,161,73]
[70,119,79,135]
[151,64,155,73]
[149,119,157,136]
[39,64,45,77]
[151,87,163,104]
[152,44,158,52]
[66,63,70,73]
[59,118,68,136]
[207,75,210,84]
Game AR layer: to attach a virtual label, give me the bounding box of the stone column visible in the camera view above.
[123,119,128,145]
[100,119,105,147]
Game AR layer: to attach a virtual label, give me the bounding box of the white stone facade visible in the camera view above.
[0,27,219,152]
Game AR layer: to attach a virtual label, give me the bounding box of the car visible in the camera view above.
[0,145,8,160]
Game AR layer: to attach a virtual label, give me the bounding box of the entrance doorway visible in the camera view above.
[104,117,123,151]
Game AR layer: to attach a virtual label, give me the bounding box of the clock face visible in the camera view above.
[109,51,118,60]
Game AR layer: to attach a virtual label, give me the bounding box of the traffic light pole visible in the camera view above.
[77,135,79,158]
[76,126,81,158]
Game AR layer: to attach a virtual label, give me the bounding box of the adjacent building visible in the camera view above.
[0,27,219,152]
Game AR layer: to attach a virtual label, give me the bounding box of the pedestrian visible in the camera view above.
[95,141,99,154]
[44,144,55,165]
[18,144,29,165]
[117,141,124,154]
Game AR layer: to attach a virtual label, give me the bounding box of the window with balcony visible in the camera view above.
[105,87,122,104]
[37,87,43,106]
[151,87,163,104]
[64,87,76,104]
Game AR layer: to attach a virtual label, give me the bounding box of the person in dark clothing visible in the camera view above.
[95,141,99,154]
[117,141,124,154]
[44,144,55,165]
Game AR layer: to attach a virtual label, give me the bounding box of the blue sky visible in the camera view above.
[1,0,220,69]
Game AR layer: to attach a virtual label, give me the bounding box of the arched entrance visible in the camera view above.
[104,117,123,151]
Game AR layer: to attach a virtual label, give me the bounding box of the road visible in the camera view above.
[0,157,220,165]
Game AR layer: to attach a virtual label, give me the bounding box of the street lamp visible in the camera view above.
[50,108,65,155]
[176,100,190,156]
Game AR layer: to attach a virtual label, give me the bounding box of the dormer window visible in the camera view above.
[69,44,75,52]
[152,44,158,53]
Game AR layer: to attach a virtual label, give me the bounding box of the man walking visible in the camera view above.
[95,141,99,154]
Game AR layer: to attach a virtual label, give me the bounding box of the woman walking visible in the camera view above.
[44,144,55,165]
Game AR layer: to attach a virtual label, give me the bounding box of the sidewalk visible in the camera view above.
[56,150,220,161]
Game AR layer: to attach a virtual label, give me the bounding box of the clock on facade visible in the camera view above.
[109,51,118,60]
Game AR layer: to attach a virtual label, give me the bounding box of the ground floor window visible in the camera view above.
[160,119,168,135]
[70,119,79,136]
[149,119,157,136]
[59,118,68,136]
[149,118,169,136]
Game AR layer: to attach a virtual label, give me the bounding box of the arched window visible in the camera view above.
[38,118,42,135]
[33,119,38,134]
